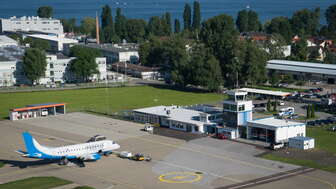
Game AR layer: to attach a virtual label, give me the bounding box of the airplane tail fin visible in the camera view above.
[22,132,40,155]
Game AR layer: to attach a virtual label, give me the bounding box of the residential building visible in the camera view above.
[0,16,64,35]
[0,35,18,47]
[0,46,26,86]
[39,54,107,85]
[82,43,139,64]
[27,34,78,53]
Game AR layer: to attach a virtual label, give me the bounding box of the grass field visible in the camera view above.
[262,154,336,172]
[0,162,4,168]
[307,125,336,154]
[0,86,224,120]
[0,177,72,189]
[262,125,336,173]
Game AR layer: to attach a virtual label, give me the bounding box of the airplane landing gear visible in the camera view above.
[59,158,69,165]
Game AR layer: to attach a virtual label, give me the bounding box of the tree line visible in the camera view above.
[33,4,336,90]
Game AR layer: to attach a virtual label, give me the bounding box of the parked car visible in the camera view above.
[278,101,285,106]
[270,143,284,150]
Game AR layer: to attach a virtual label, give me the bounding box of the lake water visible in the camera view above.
[0,0,334,24]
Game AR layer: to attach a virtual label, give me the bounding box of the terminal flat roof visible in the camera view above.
[11,103,65,112]
[267,60,336,76]
[133,106,208,126]
[240,88,291,97]
[248,117,305,129]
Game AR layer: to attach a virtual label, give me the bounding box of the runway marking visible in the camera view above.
[152,159,241,183]
[159,172,202,184]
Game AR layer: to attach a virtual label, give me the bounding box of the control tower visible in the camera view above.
[223,90,253,137]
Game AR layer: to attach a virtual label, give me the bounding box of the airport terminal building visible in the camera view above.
[133,90,307,143]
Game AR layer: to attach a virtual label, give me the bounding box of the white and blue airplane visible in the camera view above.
[17,132,120,167]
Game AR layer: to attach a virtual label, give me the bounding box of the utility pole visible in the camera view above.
[96,12,100,44]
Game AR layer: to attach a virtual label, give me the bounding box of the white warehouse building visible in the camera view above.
[0,16,64,35]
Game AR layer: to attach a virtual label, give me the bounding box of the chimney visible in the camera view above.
[96,12,100,44]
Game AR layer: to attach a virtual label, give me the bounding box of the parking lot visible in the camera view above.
[0,113,335,189]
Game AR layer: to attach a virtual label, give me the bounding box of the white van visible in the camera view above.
[278,107,294,117]
[41,109,48,116]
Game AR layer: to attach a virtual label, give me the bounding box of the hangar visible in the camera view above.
[9,103,66,121]
[267,60,336,84]
[247,117,306,143]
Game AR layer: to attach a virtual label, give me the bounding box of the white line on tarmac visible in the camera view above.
[229,168,316,189]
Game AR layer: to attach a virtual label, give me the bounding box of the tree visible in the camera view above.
[264,34,287,59]
[101,5,114,43]
[192,1,201,31]
[186,44,222,91]
[325,5,336,33]
[236,10,249,33]
[23,48,47,85]
[69,46,102,82]
[101,5,113,29]
[311,104,315,118]
[80,17,96,36]
[174,19,181,33]
[290,38,308,61]
[125,19,146,43]
[324,51,336,64]
[147,16,165,36]
[269,70,280,86]
[236,10,261,32]
[183,3,192,31]
[267,99,271,112]
[291,8,320,37]
[306,104,311,119]
[37,6,53,18]
[247,10,262,32]
[200,14,239,87]
[241,41,267,86]
[164,12,172,35]
[23,37,50,51]
[273,100,277,112]
[61,18,77,33]
[115,8,127,40]
[308,47,320,61]
[265,16,293,42]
